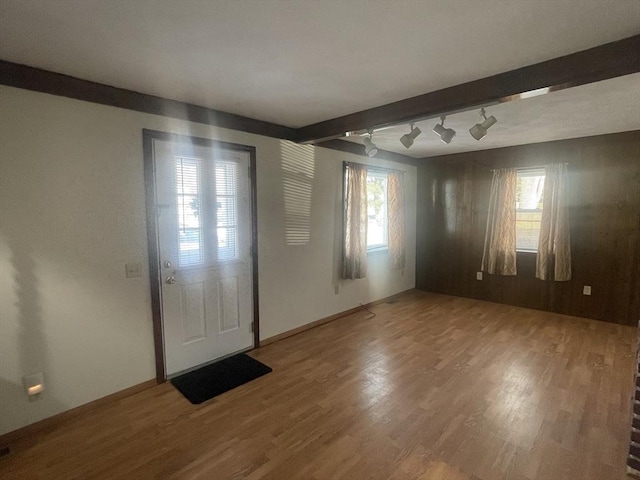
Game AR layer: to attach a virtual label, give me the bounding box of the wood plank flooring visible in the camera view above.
[0,291,636,480]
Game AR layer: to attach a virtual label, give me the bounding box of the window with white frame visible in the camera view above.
[515,168,545,252]
[366,170,388,251]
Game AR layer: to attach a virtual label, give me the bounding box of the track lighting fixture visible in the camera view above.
[399,123,422,149]
[469,108,497,141]
[363,130,378,157]
[432,116,456,144]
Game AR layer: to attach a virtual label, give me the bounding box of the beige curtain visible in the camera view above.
[481,168,517,275]
[387,171,405,270]
[342,162,368,279]
[536,163,571,281]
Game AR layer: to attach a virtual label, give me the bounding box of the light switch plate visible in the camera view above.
[476,272,483,281]
[583,285,592,296]
[125,263,142,278]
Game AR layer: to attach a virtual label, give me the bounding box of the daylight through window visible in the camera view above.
[176,157,204,266]
[176,156,240,266]
[515,168,545,251]
[215,161,239,262]
[366,170,388,250]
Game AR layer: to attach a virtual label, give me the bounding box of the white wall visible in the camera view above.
[0,85,416,435]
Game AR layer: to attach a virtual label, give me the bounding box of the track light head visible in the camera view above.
[363,131,378,157]
[399,123,422,149]
[469,108,497,141]
[432,116,456,144]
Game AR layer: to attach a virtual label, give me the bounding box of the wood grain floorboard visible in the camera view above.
[0,291,635,479]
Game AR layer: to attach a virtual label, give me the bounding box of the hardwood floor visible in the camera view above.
[1,291,636,480]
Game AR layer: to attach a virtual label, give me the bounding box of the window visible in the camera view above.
[176,156,240,267]
[176,157,204,266]
[366,170,388,250]
[215,161,239,262]
[515,168,545,252]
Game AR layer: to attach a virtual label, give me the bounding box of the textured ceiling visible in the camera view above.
[1,0,639,130]
[342,73,640,158]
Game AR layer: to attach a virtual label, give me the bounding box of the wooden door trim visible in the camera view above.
[142,129,260,382]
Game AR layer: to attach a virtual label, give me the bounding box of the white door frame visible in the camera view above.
[142,129,260,382]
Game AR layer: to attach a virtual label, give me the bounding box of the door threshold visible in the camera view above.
[166,346,254,380]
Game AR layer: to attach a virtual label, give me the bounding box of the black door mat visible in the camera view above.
[171,353,272,404]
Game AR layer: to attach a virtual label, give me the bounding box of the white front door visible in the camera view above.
[153,138,254,376]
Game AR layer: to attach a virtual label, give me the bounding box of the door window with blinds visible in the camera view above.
[175,156,239,266]
[214,161,239,261]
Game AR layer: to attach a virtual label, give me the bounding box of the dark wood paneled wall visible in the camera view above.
[416,131,640,325]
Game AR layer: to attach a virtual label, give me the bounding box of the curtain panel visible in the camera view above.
[387,170,406,270]
[342,162,368,279]
[481,168,518,275]
[536,163,571,281]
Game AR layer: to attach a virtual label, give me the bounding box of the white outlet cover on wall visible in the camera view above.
[583,285,592,295]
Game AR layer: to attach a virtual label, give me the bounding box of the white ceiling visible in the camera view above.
[343,73,640,158]
[1,0,639,158]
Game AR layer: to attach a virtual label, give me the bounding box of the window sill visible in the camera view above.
[367,247,388,256]
[516,249,537,254]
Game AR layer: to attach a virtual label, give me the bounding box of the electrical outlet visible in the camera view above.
[125,263,142,278]
[583,285,592,296]
[476,272,483,281]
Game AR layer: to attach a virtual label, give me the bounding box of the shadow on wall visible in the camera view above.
[10,237,48,381]
[280,141,316,246]
[0,235,66,436]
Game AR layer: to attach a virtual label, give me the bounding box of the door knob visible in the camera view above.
[164,261,172,268]
[165,276,176,284]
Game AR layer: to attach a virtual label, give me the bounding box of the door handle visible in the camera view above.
[165,276,176,284]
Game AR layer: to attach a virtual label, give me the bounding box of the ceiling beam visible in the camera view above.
[0,60,298,141]
[296,34,640,144]
[317,139,420,167]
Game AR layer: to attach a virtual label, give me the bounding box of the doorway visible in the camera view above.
[143,130,259,380]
